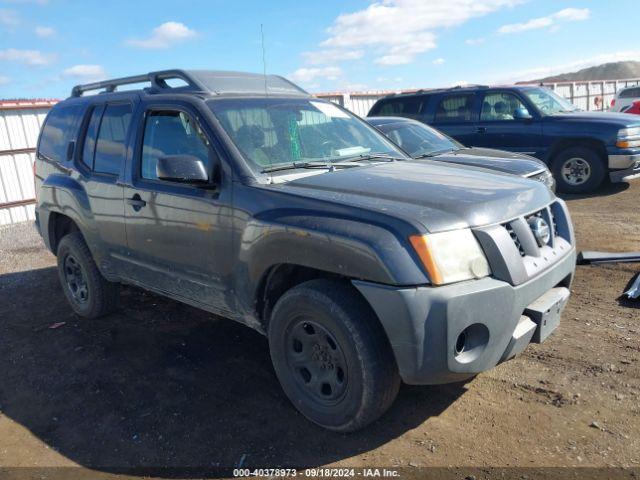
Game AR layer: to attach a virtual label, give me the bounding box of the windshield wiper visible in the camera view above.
[416,148,458,158]
[261,161,360,173]
[338,152,406,163]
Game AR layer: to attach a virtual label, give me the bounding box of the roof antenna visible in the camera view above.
[260,24,268,97]
[260,23,274,184]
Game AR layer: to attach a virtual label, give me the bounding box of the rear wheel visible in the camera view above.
[268,279,400,432]
[56,232,119,318]
[552,146,605,193]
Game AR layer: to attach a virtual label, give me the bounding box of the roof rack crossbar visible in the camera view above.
[71,69,206,97]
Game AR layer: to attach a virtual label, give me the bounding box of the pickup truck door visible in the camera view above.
[472,91,544,156]
[120,101,235,315]
[425,92,480,147]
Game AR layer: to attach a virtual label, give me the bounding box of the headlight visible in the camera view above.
[617,127,640,148]
[533,170,556,191]
[409,229,491,285]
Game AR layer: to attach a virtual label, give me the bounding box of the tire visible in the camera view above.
[268,279,400,432]
[552,146,606,194]
[56,231,119,319]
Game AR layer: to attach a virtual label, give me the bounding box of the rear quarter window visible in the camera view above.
[372,96,425,118]
[38,103,83,162]
[434,94,475,123]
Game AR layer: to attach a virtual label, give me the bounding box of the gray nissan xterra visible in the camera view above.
[34,70,576,432]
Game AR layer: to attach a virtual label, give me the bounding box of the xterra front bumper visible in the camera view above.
[354,199,576,385]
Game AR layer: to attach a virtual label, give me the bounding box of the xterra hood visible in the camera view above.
[434,147,547,176]
[276,160,555,233]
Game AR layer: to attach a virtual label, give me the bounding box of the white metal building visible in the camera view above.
[0,100,57,226]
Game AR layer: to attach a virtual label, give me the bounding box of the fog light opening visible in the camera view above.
[454,323,490,364]
[455,331,467,355]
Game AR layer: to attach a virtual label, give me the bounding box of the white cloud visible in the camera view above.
[309,0,521,66]
[0,48,55,66]
[553,7,590,21]
[62,64,106,82]
[498,7,589,34]
[289,66,342,83]
[35,25,55,37]
[465,37,485,45]
[127,21,196,49]
[0,75,9,85]
[0,9,19,27]
[432,57,445,65]
[302,49,364,65]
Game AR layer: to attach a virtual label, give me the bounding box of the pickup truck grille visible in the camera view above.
[473,200,574,286]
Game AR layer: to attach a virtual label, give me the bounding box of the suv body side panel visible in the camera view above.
[118,98,237,316]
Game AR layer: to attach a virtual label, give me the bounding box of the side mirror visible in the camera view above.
[514,107,532,120]
[156,155,209,184]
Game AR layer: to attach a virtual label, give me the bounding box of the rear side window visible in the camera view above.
[38,104,82,161]
[375,97,425,118]
[434,94,475,123]
[620,87,640,99]
[141,110,212,180]
[93,103,133,175]
[80,106,103,168]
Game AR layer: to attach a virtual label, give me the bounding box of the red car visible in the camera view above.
[620,100,640,115]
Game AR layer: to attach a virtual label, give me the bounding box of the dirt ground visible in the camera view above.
[0,182,638,478]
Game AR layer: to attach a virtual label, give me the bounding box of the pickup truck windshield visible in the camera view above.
[524,88,579,115]
[382,123,463,158]
[208,98,404,171]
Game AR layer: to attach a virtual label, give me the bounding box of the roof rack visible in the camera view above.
[71,70,205,97]
[70,69,310,98]
[447,84,489,90]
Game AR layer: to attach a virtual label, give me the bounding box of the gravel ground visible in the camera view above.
[0,182,638,479]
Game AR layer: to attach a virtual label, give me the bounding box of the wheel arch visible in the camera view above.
[547,137,607,165]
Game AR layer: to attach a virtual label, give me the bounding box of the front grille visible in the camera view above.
[474,200,573,286]
[505,223,525,257]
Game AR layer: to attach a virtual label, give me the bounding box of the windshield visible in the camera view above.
[208,98,405,171]
[524,87,579,115]
[381,122,462,157]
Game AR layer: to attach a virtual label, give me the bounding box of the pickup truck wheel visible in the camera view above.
[56,232,119,319]
[268,279,400,432]
[552,146,605,193]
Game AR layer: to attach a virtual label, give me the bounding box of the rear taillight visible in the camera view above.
[611,99,616,107]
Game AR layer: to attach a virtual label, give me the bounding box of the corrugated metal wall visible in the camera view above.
[0,101,55,226]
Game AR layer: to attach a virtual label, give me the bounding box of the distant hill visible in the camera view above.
[522,61,640,83]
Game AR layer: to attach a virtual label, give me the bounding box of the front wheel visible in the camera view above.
[268,279,400,432]
[552,146,606,194]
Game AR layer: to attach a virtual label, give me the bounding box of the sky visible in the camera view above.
[1,0,639,99]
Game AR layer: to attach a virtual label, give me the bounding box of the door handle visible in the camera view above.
[476,126,487,134]
[127,194,146,211]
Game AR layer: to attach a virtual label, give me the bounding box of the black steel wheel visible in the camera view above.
[285,319,349,406]
[56,231,119,318]
[62,253,89,305]
[269,279,400,432]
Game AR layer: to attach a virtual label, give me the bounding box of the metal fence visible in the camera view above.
[0,100,56,226]
[315,77,640,116]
